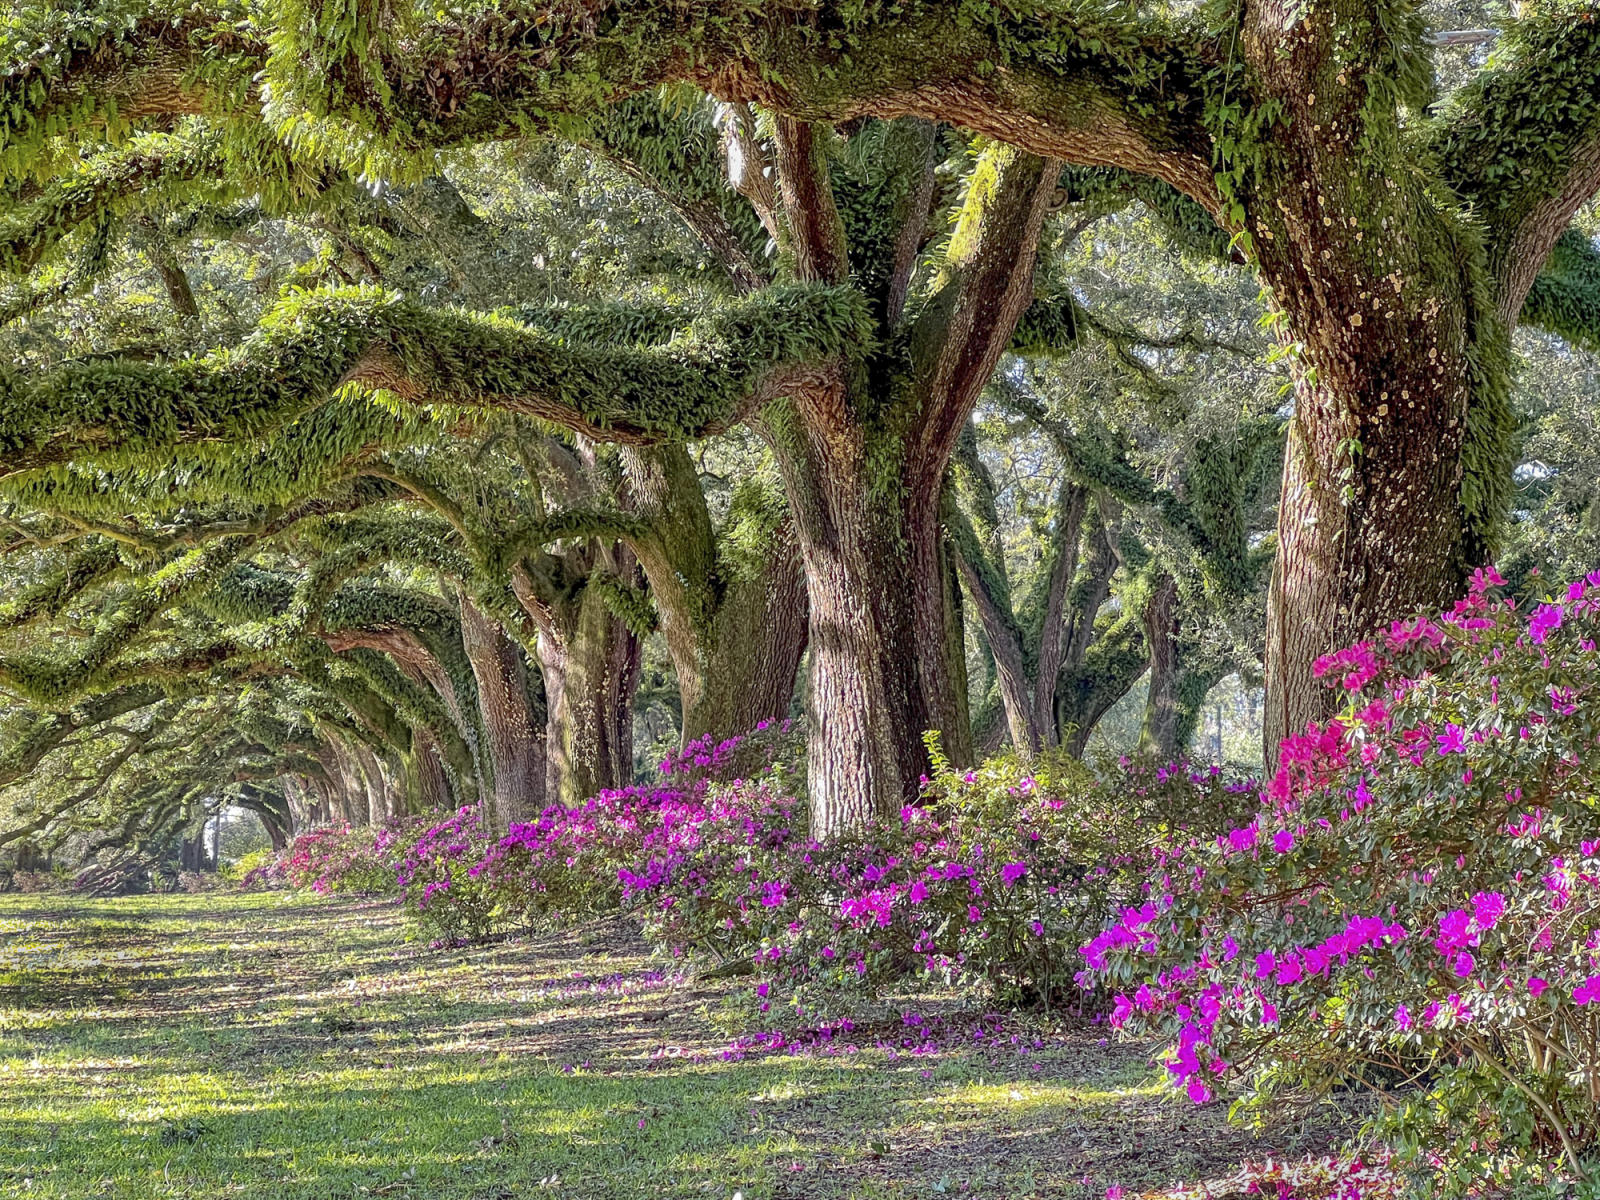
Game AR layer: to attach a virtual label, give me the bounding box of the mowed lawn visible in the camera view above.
[0,893,1343,1199]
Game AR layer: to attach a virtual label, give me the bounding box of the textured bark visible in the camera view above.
[1262,376,1470,751]
[780,422,924,838]
[281,774,312,831]
[622,445,807,744]
[458,592,545,827]
[1238,0,1503,755]
[686,522,808,741]
[409,726,454,812]
[760,139,1059,836]
[1137,573,1180,758]
[539,584,640,808]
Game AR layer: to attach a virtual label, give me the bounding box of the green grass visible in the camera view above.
[0,892,1342,1199]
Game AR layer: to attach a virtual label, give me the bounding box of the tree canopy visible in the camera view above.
[3,0,1600,861]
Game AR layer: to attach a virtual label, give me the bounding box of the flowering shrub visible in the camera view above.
[1084,568,1600,1189]
[232,848,283,890]
[391,716,1252,1016]
[281,817,426,895]
[615,742,1252,1022]
[653,719,803,788]
[396,721,807,944]
[395,804,515,942]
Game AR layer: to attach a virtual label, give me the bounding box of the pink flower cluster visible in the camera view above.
[1080,568,1600,1182]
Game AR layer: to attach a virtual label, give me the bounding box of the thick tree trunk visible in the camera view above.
[759,141,1056,837]
[623,445,808,744]
[260,811,288,853]
[540,586,640,807]
[774,402,930,839]
[340,742,374,826]
[352,743,395,823]
[281,775,311,831]
[1243,22,1491,759]
[1263,375,1472,752]
[458,593,545,827]
[684,522,808,741]
[408,726,454,812]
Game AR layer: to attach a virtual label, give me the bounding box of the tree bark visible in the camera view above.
[1137,573,1180,759]
[539,584,640,807]
[685,520,808,741]
[783,434,926,839]
[622,444,808,744]
[758,138,1059,837]
[1262,372,1473,751]
[408,726,454,812]
[458,592,545,827]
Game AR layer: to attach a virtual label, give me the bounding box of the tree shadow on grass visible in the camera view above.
[2,893,1360,1200]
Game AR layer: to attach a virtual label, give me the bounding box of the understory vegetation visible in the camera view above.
[0,892,1352,1200]
[218,575,1600,1196]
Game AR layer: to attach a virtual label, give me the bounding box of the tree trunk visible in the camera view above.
[684,521,808,742]
[773,402,930,839]
[408,726,454,812]
[260,811,288,853]
[1242,28,1494,759]
[282,774,311,832]
[458,592,545,827]
[1263,372,1473,753]
[540,585,640,808]
[1137,573,1180,759]
[353,743,396,823]
[622,445,808,744]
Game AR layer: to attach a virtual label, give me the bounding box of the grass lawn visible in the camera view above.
[0,892,1346,1199]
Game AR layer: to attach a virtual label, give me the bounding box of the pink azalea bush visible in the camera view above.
[393,722,1250,1018]
[1082,568,1600,1189]
[279,816,430,896]
[611,741,1250,1021]
[394,722,805,943]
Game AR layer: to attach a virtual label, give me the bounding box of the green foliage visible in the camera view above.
[1433,3,1600,250]
[1522,227,1600,354]
[0,281,875,479]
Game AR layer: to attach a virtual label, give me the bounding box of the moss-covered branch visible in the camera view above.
[1430,4,1600,302]
[0,536,256,705]
[2,3,1223,209]
[0,133,221,274]
[0,282,874,480]
[1520,227,1600,353]
[0,539,121,629]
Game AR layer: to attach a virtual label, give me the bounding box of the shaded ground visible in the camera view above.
[0,893,1348,1198]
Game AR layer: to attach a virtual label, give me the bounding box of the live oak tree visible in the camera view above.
[8,0,1600,831]
[0,80,1072,834]
[0,115,819,841]
[951,373,1280,760]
